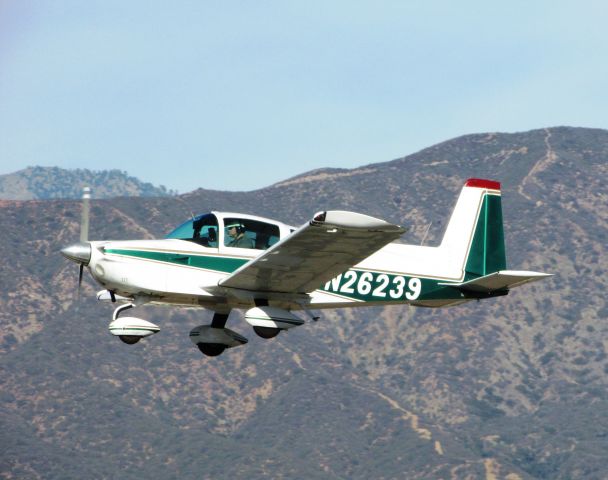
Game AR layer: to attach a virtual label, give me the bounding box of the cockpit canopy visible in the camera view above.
[166,213,219,247]
[166,213,282,250]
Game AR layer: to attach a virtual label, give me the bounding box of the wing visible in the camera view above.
[218,211,405,294]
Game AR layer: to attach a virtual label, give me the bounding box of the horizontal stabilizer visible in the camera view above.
[439,270,552,293]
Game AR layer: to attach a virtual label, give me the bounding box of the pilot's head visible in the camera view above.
[226,222,244,238]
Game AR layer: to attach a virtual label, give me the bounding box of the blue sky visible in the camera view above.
[1,1,607,193]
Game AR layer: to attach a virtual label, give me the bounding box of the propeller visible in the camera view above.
[78,186,90,302]
[61,187,92,305]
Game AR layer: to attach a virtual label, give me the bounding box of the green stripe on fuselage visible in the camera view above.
[104,249,249,273]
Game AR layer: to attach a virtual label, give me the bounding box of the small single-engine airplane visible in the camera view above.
[61,179,551,357]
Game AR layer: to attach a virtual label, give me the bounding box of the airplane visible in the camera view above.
[61,178,551,357]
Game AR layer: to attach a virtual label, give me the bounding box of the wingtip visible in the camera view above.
[319,210,405,233]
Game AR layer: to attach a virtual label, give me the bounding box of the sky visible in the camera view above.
[1,1,607,193]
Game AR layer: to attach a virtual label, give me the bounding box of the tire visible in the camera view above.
[253,326,280,339]
[118,335,141,345]
[197,343,226,357]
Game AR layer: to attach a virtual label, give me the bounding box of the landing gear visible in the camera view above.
[189,311,248,357]
[119,335,141,345]
[198,312,227,357]
[108,302,160,344]
[244,306,304,339]
[253,326,280,339]
[113,305,141,343]
[211,312,229,329]
[197,343,226,357]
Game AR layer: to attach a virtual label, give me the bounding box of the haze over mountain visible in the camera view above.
[0,166,176,200]
[1,126,607,479]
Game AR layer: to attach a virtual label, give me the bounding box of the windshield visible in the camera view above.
[165,213,219,247]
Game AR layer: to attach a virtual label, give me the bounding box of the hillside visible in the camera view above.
[0,166,176,200]
[1,126,607,479]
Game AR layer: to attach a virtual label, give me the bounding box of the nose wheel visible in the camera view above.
[113,303,134,321]
[108,302,160,344]
[114,304,137,343]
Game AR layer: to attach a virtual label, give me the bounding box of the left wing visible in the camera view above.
[217,211,405,294]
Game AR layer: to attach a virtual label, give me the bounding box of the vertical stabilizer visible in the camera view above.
[440,179,506,280]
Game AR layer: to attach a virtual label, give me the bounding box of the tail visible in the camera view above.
[438,178,550,293]
[440,178,505,280]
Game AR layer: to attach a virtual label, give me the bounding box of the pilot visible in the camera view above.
[225,222,255,248]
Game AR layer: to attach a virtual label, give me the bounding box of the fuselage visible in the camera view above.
[84,182,508,312]
[86,236,469,312]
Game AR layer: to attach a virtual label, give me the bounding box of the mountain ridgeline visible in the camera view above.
[1,126,607,479]
[0,166,176,200]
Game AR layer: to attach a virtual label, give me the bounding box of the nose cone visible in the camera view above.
[60,242,91,265]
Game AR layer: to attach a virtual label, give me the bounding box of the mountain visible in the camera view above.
[1,126,607,479]
[0,166,176,200]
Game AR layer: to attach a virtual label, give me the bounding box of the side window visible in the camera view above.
[224,218,280,250]
[267,234,280,248]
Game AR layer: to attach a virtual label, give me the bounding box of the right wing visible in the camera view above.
[217,211,405,294]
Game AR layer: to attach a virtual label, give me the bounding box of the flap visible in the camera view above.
[218,210,405,294]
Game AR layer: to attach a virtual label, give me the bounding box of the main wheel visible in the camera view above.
[197,343,226,357]
[253,326,281,339]
[119,335,141,345]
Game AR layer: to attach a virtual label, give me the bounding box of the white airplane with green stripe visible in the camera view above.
[61,178,551,357]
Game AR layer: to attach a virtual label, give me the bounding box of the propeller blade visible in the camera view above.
[77,264,84,305]
[80,186,90,243]
[64,187,91,311]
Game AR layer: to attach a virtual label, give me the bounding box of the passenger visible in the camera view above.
[225,222,255,248]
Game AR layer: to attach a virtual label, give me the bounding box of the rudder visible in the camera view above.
[464,182,506,278]
[439,178,506,281]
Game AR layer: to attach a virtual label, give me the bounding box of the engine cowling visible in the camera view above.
[245,307,304,338]
[108,317,160,344]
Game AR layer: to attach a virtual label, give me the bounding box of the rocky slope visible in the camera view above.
[0,166,176,200]
[1,126,607,479]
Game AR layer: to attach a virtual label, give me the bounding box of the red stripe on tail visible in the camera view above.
[465,178,501,190]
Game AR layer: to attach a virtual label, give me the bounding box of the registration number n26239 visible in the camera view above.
[322,271,421,301]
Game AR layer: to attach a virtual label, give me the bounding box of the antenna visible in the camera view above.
[80,186,91,243]
[420,221,432,246]
[173,195,195,220]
